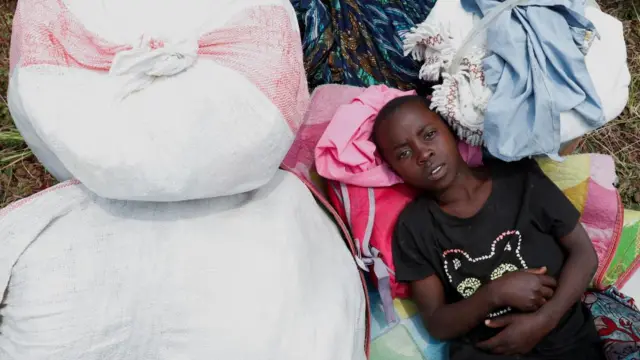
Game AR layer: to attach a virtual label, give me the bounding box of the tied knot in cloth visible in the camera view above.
[110,36,200,98]
[315,85,416,187]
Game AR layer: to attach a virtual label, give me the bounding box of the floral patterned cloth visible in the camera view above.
[290,0,437,91]
[583,287,640,360]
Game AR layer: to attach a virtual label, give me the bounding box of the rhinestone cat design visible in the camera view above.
[442,230,527,318]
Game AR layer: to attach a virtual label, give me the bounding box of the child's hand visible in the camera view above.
[488,267,556,312]
[476,312,555,355]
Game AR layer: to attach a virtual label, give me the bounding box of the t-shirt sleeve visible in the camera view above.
[392,208,437,282]
[527,160,581,239]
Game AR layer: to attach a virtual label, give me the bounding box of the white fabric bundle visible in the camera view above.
[0,171,367,360]
[3,0,368,358]
[8,0,308,202]
[403,0,630,146]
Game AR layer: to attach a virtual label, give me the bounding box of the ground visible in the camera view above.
[578,0,640,210]
[0,0,638,208]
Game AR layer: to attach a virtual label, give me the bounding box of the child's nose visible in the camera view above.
[417,146,434,165]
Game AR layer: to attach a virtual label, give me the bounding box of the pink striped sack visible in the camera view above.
[9,0,308,201]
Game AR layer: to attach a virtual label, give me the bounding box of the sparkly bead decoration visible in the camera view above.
[456,278,482,298]
[488,307,512,318]
[453,259,462,270]
[491,263,519,281]
[442,230,529,302]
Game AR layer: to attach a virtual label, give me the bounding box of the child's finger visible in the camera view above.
[477,334,505,351]
[484,315,514,328]
[523,266,547,274]
[539,275,557,288]
[540,285,554,299]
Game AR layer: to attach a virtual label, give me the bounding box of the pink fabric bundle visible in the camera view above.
[314,85,483,187]
[314,85,412,187]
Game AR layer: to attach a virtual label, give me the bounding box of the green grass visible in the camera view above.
[0,0,55,207]
[0,0,638,208]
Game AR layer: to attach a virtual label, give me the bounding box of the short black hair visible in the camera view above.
[372,95,434,148]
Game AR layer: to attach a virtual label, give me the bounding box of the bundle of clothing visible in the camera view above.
[292,0,630,162]
[290,0,436,91]
[402,0,630,161]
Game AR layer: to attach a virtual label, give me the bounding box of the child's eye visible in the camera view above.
[424,130,436,140]
[397,150,411,160]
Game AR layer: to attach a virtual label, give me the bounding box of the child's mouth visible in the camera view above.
[427,163,446,180]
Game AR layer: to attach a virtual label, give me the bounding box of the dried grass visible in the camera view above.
[578,0,640,209]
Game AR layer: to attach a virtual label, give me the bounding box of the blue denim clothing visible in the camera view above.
[462,0,604,161]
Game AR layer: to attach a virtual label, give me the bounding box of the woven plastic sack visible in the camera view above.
[0,171,366,360]
[8,0,309,201]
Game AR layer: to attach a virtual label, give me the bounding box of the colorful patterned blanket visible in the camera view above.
[584,287,640,360]
[536,155,628,290]
[290,0,436,91]
[612,210,640,293]
[367,282,640,360]
[368,286,447,360]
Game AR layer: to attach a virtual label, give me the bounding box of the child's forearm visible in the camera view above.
[419,284,498,340]
[539,225,598,324]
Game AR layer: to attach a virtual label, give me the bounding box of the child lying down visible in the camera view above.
[373,95,604,359]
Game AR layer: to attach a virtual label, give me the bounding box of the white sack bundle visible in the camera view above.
[0,170,366,359]
[8,0,309,201]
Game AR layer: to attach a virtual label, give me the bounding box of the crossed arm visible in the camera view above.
[411,223,598,354]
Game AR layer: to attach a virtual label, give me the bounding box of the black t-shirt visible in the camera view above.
[393,159,602,359]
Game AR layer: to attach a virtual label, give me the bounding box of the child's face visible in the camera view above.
[375,102,463,191]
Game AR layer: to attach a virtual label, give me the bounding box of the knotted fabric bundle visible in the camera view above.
[9,0,309,201]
